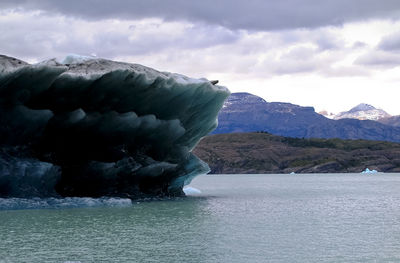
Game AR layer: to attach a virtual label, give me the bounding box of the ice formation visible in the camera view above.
[0,55,230,198]
[361,168,379,174]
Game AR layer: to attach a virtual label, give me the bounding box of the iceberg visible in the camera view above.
[0,55,230,198]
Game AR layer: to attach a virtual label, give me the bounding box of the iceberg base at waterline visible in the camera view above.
[183,186,202,196]
[0,54,230,198]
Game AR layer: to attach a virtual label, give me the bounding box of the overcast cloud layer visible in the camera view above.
[1,1,400,114]
[3,0,400,30]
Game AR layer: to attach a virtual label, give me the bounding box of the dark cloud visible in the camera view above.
[2,0,400,31]
[379,31,400,51]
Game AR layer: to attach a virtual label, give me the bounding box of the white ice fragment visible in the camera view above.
[361,168,379,174]
[183,186,202,195]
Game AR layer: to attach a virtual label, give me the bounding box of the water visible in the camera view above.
[1,173,400,263]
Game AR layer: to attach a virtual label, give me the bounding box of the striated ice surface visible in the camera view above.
[0,54,230,198]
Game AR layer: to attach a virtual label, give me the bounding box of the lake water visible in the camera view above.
[1,173,400,262]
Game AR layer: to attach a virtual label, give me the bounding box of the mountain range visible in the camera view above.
[213,92,400,142]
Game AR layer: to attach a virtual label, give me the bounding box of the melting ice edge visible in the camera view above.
[0,54,230,199]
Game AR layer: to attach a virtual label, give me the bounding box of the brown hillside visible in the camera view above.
[193,132,400,174]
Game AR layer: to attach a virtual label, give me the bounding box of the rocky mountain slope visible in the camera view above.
[194,133,400,174]
[378,116,400,127]
[214,93,400,142]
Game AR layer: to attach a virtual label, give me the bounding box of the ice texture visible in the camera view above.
[0,55,230,198]
[0,197,132,210]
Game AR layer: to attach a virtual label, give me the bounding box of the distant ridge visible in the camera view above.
[378,116,400,127]
[194,132,400,174]
[214,92,400,142]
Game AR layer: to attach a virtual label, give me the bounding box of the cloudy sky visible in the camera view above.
[1,0,400,115]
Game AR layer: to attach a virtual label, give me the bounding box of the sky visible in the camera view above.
[1,0,400,115]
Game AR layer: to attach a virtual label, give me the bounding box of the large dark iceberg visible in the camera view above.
[0,54,229,198]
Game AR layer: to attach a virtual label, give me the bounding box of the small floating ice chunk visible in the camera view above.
[290,172,296,175]
[183,186,202,195]
[361,168,378,174]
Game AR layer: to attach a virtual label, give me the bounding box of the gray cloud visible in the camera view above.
[0,13,242,62]
[355,51,400,68]
[321,66,371,77]
[379,31,400,51]
[0,2,397,79]
[2,0,400,31]
[271,29,345,52]
[272,60,318,75]
[313,33,343,50]
[352,41,368,49]
[56,24,241,58]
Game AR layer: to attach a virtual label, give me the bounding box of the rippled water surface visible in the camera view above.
[1,173,400,262]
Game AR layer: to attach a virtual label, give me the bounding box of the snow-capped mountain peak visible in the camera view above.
[334,103,391,121]
[349,103,376,113]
